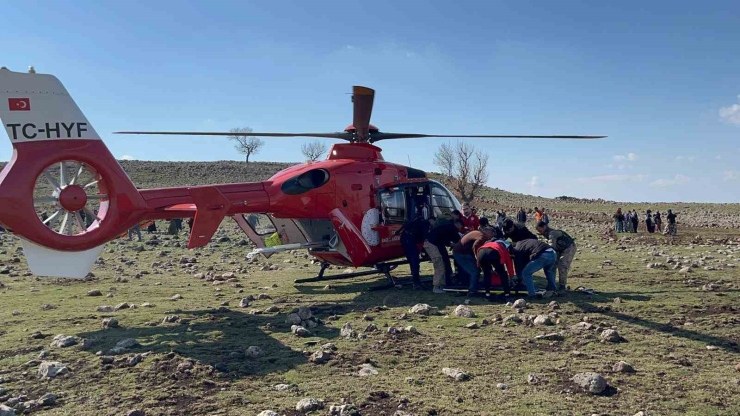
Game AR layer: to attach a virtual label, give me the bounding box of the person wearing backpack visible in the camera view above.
[536,221,577,292]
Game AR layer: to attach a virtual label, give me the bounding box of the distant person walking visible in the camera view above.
[128,223,142,242]
[654,211,663,233]
[665,209,677,236]
[517,207,527,224]
[614,209,624,233]
[631,210,639,233]
[646,210,655,233]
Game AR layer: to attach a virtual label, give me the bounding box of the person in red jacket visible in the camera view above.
[461,203,480,232]
[475,230,515,299]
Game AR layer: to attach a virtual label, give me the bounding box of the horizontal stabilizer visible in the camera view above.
[20,238,103,278]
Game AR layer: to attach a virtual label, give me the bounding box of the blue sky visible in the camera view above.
[2,1,739,202]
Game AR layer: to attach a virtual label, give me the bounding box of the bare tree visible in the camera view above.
[301,140,328,162]
[433,141,489,204]
[228,127,264,162]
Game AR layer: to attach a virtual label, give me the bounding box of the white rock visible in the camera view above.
[572,372,607,394]
[453,305,475,318]
[50,335,77,348]
[257,411,279,416]
[38,361,68,379]
[245,346,264,358]
[408,303,433,315]
[295,397,323,413]
[512,299,527,309]
[442,367,469,381]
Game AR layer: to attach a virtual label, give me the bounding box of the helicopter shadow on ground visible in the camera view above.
[295,270,740,354]
[77,308,340,379]
[566,293,740,354]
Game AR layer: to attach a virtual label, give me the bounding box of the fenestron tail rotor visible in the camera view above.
[114,85,606,143]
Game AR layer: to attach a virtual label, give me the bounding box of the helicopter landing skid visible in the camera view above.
[294,259,432,291]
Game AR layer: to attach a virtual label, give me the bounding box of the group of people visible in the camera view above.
[127,218,194,241]
[397,202,576,300]
[613,208,677,236]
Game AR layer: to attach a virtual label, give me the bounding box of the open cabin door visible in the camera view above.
[374,184,431,248]
[232,213,308,258]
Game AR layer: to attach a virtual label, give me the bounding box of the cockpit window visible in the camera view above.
[281,169,330,195]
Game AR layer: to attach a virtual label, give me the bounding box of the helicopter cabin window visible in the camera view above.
[245,213,277,236]
[379,188,406,224]
[281,169,330,195]
[430,184,455,218]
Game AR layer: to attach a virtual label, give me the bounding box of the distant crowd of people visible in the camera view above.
[397,202,575,300]
[128,218,193,241]
[613,208,677,236]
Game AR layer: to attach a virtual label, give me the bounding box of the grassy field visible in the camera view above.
[1,161,739,416]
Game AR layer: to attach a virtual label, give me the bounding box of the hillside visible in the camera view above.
[4,159,739,228]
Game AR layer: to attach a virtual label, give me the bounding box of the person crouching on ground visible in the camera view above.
[452,225,495,295]
[536,221,576,292]
[509,237,558,297]
[476,228,515,301]
[424,218,464,294]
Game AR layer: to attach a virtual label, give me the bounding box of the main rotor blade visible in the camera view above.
[369,133,607,142]
[352,86,375,142]
[113,131,353,140]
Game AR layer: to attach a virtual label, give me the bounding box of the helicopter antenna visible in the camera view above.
[407,154,411,165]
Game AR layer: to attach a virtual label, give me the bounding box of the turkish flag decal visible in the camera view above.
[8,98,30,111]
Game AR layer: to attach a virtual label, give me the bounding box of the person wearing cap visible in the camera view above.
[536,221,576,291]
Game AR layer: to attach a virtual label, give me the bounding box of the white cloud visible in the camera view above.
[121,155,134,161]
[649,174,690,187]
[675,156,695,163]
[577,174,648,183]
[613,153,637,162]
[716,155,722,160]
[526,176,540,188]
[719,95,740,125]
[724,170,739,181]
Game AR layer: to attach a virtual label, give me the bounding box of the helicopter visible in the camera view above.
[0,66,605,288]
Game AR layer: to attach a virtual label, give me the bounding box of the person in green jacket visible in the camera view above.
[536,221,577,291]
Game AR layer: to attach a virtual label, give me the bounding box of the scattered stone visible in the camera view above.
[38,361,68,379]
[291,325,311,337]
[600,329,625,343]
[257,412,279,416]
[613,297,623,304]
[496,383,508,390]
[171,294,182,301]
[453,305,475,318]
[527,373,543,385]
[238,298,251,308]
[114,302,131,311]
[126,411,145,416]
[340,323,356,339]
[50,335,77,348]
[502,314,522,326]
[126,354,144,367]
[87,289,102,296]
[40,304,57,310]
[329,403,360,416]
[572,372,607,394]
[679,267,691,274]
[548,301,560,309]
[309,350,332,364]
[404,325,418,334]
[571,322,594,331]
[96,305,115,313]
[409,303,433,315]
[295,397,323,413]
[37,393,57,406]
[442,367,470,381]
[533,315,553,326]
[0,405,15,416]
[245,346,264,358]
[274,384,291,391]
[162,315,180,324]
[358,363,379,377]
[535,332,565,341]
[512,299,527,309]
[613,361,636,373]
[465,322,479,329]
[102,318,119,329]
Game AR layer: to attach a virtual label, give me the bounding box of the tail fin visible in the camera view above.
[0,67,146,278]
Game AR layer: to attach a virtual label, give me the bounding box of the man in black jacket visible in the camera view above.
[517,208,527,224]
[395,206,430,290]
[502,218,538,242]
[509,238,558,297]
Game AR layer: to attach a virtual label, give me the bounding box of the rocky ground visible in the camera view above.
[0,161,739,415]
